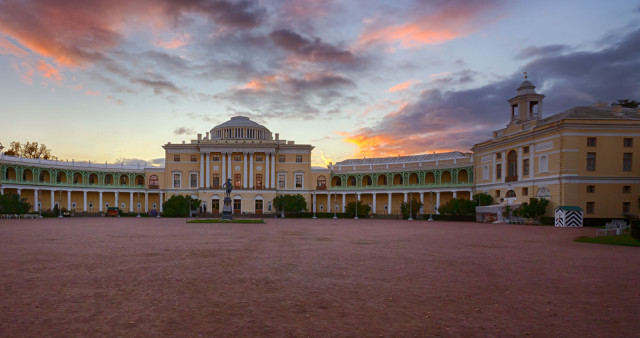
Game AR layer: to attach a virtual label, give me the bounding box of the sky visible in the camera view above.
[1,0,639,167]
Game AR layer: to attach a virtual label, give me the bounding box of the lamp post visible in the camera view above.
[408,192,413,221]
[428,191,433,221]
[333,193,337,219]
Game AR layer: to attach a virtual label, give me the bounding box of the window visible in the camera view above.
[296,155,302,163]
[57,172,64,183]
[149,175,158,186]
[174,154,180,162]
[279,155,285,163]
[173,173,181,188]
[234,154,241,161]
[495,190,501,198]
[507,150,517,179]
[482,166,489,180]
[623,202,630,214]
[278,173,286,188]
[233,199,241,211]
[212,154,220,161]
[523,159,530,176]
[190,173,198,188]
[256,154,263,161]
[623,185,631,193]
[212,174,219,189]
[587,137,596,147]
[234,174,241,188]
[191,154,198,162]
[120,175,127,185]
[506,190,516,198]
[256,174,262,189]
[89,175,95,184]
[586,202,594,215]
[317,176,326,188]
[211,199,219,211]
[623,138,633,147]
[496,152,501,160]
[623,153,632,172]
[523,146,529,154]
[496,164,502,179]
[255,199,263,211]
[349,176,356,186]
[539,155,548,173]
[295,174,303,188]
[586,153,596,171]
[587,185,595,193]
[105,175,112,185]
[522,187,528,196]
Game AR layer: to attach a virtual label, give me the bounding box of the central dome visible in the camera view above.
[210,116,272,140]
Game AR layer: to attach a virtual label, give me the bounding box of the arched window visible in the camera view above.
[149,175,159,187]
[507,150,517,179]
[317,176,326,188]
[506,190,516,198]
[378,175,387,186]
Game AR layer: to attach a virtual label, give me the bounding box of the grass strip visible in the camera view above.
[187,219,265,224]
[575,234,640,247]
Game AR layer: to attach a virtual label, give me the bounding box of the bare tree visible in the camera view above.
[3,141,57,160]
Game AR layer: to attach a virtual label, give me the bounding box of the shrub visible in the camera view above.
[345,200,371,218]
[400,198,423,219]
[631,220,640,240]
[513,198,549,220]
[162,195,201,217]
[273,194,307,216]
[0,193,31,214]
[438,198,475,216]
[473,193,494,206]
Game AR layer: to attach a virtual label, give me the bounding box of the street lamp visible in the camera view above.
[408,192,413,221]
[428,191,434,221]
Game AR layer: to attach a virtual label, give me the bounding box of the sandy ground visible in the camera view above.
[0,217,638,337]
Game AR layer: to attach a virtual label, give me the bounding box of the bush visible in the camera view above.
[0,193,31,214]
[162,195,201,217]
[631,220,640,240]
[400,199,423,219]
[273,194,307,216]
[345,201,371,218]
[473,193,493,206]
[513,198,549,220]
[438,198,475,216]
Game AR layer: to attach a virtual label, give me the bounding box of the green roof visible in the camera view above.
[556,206,583,211]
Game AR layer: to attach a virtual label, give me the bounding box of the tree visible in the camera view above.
[438,198,475,216]
[345,200,371,218]
[513,197,549,222]
[611,99,639,108]
[273,194,307,216]
[473,193,493,206]
[400,198,423,219]
[3,141,57,160]
[0,193,31,214]
[162,195,201,217]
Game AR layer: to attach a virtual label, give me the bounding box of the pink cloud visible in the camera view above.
[0,36,28,57]
[154,33,191,49]
[37,60,62,84]
[85,90,101,96]
[388,80,419,93]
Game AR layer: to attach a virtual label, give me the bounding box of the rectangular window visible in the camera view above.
[256,154,263,161]
[623,185,631,193]
[586,202,594,215]
[191,154,198,162]
[623,138,633,147]
[255,199,263,211]
[295,174,303,188]
[233,199,241,211]
[495,190,501,198]
[586,185,595,193]
[212,154,220,161]
[296,155,302,163]
[496,164,502,179]
[190,173,198,188]
[173,173,180,188]
[212,174,219,189]
[496,153,501,160]
[278,173,286,188]
[523,146,529,154]
[173,154,180,162]
[256,174,263,189]
[587,137,597,147]
[522,187,528,196]
[105,175,111,185]
[623,202,630,214]
[523,159,530,176]
[234,174,241,188]
[623,153,632,172]
[279,155,285,163]
[212,199,219,211]
[586,152,596,171]
[234,154,241,161]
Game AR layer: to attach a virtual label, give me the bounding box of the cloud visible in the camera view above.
[36,60,62,84]
[344,28,640,157]
[0,36,28,57]
[174,127,195,135]
[153,33,191,50]
[388,79,419,92]
[114,157,165,167]
[130,76,186,96]
[270,29,355,64]
[515,45,568,60]
[85,90,101,96]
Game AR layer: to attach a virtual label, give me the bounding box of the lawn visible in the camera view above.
[575,234,640,247]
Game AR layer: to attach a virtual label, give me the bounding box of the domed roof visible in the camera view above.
[210,116,272,140]
[213,116,266,129]
[516,79,537,95]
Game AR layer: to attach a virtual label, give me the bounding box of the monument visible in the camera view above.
[221,178,233,220]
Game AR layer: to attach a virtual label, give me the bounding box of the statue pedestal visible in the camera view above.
[222,197,233,220]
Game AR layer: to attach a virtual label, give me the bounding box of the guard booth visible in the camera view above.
[555,206,583,227]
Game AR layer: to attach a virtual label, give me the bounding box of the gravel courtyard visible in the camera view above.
[0,217,638,337]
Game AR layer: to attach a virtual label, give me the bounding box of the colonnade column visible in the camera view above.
[388,193,392,215]
[453,191,457,198]
[243,152,248,188]
[0,187,3,195]
[530,142,535,178]
[200,153,205,188]
[67,191,71,210]
[99,191,103,212]
[34,189,39,212]
[51,190,55,210]
[501,150,506,180]
[436,192,441,215]
[83,191,87,212]
[342,193,346,213]
[313,193,317,213]
[129,192,134,212]
[469,191,473,199]
[115,192,119,210]
[159,192,164,212]
[270,153,275,189]
[517,146,523,179]
[222,152,226,182]
[249,152,254,188]
[17,189,21,196]
[265,153,270,189]
[420,192,424,214]
[492,153,497,183]
[372,193,376,213]
[144,192,149,212]
[227,153,232,181]
[205,152,210,188]
[403,192,408,203]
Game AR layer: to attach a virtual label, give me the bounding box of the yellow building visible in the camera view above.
[472,79,640,218]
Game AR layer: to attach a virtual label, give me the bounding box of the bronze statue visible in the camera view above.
[222,178,233,198]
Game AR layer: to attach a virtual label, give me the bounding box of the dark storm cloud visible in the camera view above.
[270,29,355,64]
[165,0,267,29]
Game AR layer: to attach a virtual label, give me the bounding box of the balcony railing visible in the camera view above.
[505,176,518,182]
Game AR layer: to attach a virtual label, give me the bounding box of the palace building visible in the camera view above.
[1,80,638,219]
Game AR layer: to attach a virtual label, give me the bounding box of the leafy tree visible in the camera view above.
[3,141,57,160]
[345,200,371,218]
[513,198,549,221]
[162,195,201,217]
[273,194,307,216]
[400,198,423,219]
[473,193,493,206]
[438,198,475,216]
[0,193,31,214]
[612,99,639,108]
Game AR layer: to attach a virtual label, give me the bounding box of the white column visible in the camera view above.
[83,191,87,212]
[159,192,164,212]
[270,153,275,189]
[403,192,408,203]
[115,192,119,209]
[492,153,497,183]
[517,146,523,179]
[0,188,3,195]
[205,153,210,188]
[501,150,506,181]
[243,152,248,188]
[222,152,226,183]
[200,153,205,188]
[129,192,134,212]
[265,153,270,189]
[17,189,21,196]
[388,193,392,215]
[34,189,39,212]
[342,193,346,213]
[453,191,457,198]
[357,193,360,201]
[99,191,103,212]
[67,191,71,210]
[144,192,149,212]
[420,192,424,214]
[51,190,55,210]
[469,191,474,199]
[436,192,441,215]
[313,193,317,213]
[227,152,232,181]
[249,152,254,188]
[372,193,376,213]
[530,142,535,178]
